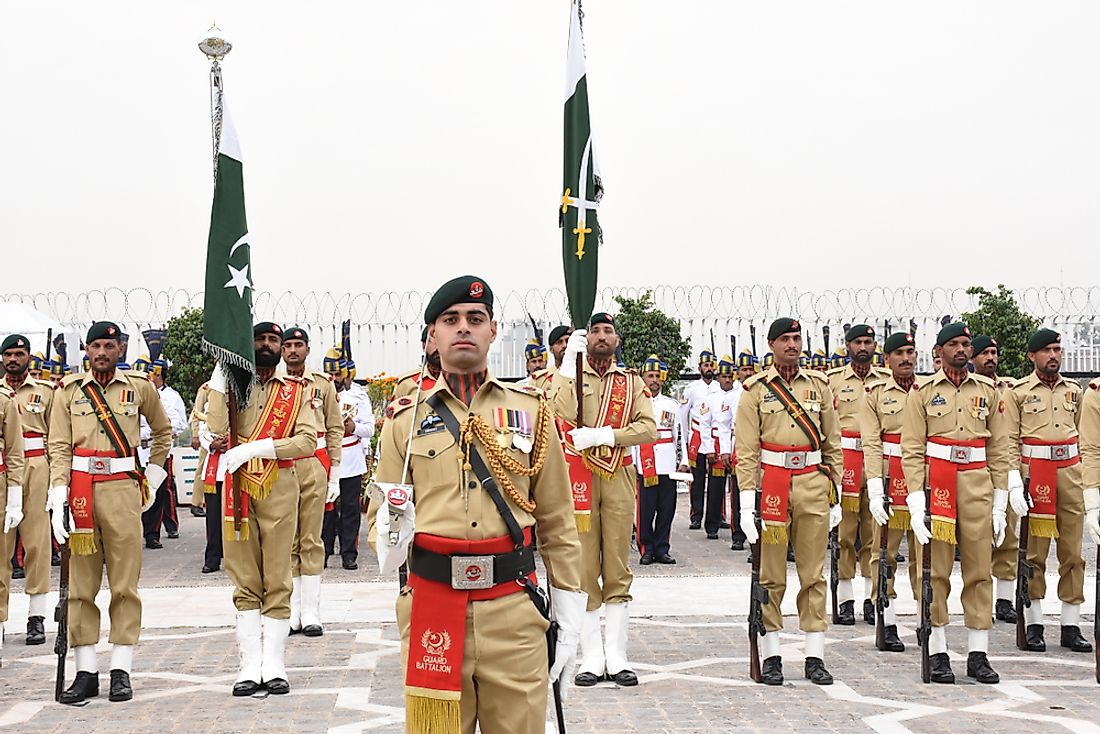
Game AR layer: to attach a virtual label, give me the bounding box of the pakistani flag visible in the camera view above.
[202,99,257,404]
[561,0,603,329]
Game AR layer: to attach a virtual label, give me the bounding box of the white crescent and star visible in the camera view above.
[223,232,253,298]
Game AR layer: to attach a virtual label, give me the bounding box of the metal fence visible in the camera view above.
[5,286,1100,377]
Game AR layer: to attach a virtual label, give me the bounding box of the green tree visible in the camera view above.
[960,285,1040,379]
[611,291,691,390]
[163,307,216,411]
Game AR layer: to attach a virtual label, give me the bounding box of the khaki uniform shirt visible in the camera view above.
[900,369,1011,495]
[295,370,343,472]
[734,367,843,492]
[206,374,318,460]
[373,374,582,591]
[827,364,889,435]
[48,371,172,487]
[191,383,210,436]
[547,362,656,448]
[860,376,918,481]
[392,368,439,401]
[1079,378,1100,489]
[531,364,559,396]
[8,376,54,439]
[1004,372,1082,470]
[1,387,25,489]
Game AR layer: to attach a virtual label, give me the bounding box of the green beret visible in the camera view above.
[424,275,494,324]
[589,312,616,329]
[883,332,915,354]
[253,322,283,338]
[283,326,308,343]
[548,325,572,345]
[767,318,801,341]
[970,335,997,356]
[1,334,30,352]
[935,322,971,347]
[1027,328,1060,353]
[845,324,875,342]
[86,321,122,343]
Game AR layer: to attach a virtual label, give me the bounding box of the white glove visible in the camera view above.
[375,483,416,575]
[145,463,168,492]
[47,486,69,544]
[1083,487,1100,543]
[828,502,843,530]
[222,438,277,475]
[1007,469,1028,517]
[558,329,588,380]
[548,587,587,698]
[866,477,890,526]
[326,479,340,504]
[3,486,24,533]
[906,491,932,545]
[569,425,615,451]
[992,488,1008,547]
[208,364,227,394]
[738,491,759,545]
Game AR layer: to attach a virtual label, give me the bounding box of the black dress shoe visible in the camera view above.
[202,564,219,574]
[303,624,323,637]
[342,558,358,571]
[760,656,783,685]
[190,507,206,517]
[608,669,638,687]
[655,554,677,564]
[966,651,999,683]
[804,657,833,685]
[265,678,290,695]
[837,600,856,626]
[109,669,133,702]
[145,539,162,550]
[11,566,25,579]
[719,521,731,529]
[51,554,60,567]
[639,554,654,565]
[863,599,875,626]
[688,522,701,530]
[882,625,905,652]
[26,616,46,645]
[1025,624,1046,651]
[706,532,719,540]
[574,671,601,686]
[59,671,99,704]
[895,552,905,563]
[233,680,260,696]
[995,598,1017,623]
[166,531,179,539]
[1060,625,1093,652]
[731,539,745,551]
[787,548,796,562]
[929,652,955,684]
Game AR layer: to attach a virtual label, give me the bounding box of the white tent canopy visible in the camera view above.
[0,302,77,362]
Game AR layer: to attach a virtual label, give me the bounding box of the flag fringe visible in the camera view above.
[201,339,256,405]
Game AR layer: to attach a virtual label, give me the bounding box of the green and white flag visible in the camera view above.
[561,0,603,329]
[202,99,256,404]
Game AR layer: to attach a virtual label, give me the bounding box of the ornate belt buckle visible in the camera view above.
[950,446,972,464]
[88,457,112,475]
[1052,445,1069,460]
[451,555,494,590]
[783,451,806,469]
[851,438,862,451]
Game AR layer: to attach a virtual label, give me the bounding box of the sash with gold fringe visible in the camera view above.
[581,371,633,479]
[236,380,304,500]
[1022,437,1079,539]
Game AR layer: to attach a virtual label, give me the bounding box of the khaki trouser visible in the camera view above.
[581,466,636,612]
[839,475,874,581]
[760,470,830,633]
[1026,462,1086,604]
[291,456,327,577]
[991,506,1019,582]
[869,522,919,602]
[67,478,144,646]
[929,469,993,629]
[192,448,208,508]
[224,467,300,618]
[397,587,550,734]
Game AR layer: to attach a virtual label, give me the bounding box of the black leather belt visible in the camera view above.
[409,544,535,590]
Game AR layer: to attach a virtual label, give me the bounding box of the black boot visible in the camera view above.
[862,599,875,626]
[837,600,855,625]
[760,656,783,685]
[1025,624,1046,652]
[882,625,905,652]
[804,657,833,685]
[574,671,601,686]
[995,599,1017,623]
[109,669,133,702]
[265,678,290,695]
[26,616,46,645]
[59,671,100,704]
[1060,625,1093,653]
[608,668,639,687]
[966,651,999,683]
[233,679,260,696]
[929,653,955,684]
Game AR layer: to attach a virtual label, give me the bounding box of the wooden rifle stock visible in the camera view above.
[1015,481,1033,651]
[874,490,892,651]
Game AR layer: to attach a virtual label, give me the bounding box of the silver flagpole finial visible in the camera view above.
[199,23,232,60]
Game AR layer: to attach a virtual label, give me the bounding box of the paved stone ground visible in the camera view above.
[1,492,1097,733]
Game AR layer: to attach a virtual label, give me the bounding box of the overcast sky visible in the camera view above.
[4,1,1099,300]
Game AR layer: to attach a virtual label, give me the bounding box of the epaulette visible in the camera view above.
[915,374,934,389]
[395,369,420,385]
[971,372,995,387]
[874,366,892,378]
[0,385,12,398]
[506,382,545,400]
[804,368,830,383]
[742,372,766,389]
[531,368,550,380]
[826,366,846,376]
[127,370,151,381]
[61,373,83,387]
[384,395,418,420]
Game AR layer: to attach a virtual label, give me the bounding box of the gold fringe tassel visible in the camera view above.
[712,467,726,478]
[574,512,591,533]
[203,482,218,495]
[69,532,98,556]
[223,518,250,541]
[405,694,461,734]
[642,476,659,487]
[888,508,910,531]
[1028,517,1059,539]
[762,522,788,545]
[931,518,956,545]
[688,458,697,469]
[840,495,860,513]
[140,479,151,507]
[240,470,278,501]
[582,454,616,480]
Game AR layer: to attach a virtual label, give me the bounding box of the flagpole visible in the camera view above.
[199,25,243,540]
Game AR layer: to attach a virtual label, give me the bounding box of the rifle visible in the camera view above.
[918,505,933,684]
[874,485,893,651]
[54,506,71,702]
[829,526,840,624]
[1094,545,1099,684]
[1015,479,1033,651]
[822,326,831,356]
[747,489,768,682]
[749,325,757,359]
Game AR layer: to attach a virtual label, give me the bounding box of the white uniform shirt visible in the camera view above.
[632,392,682,476]
[707,382,743,456]
[680,379,720,456]
[337,381,375,479]
[139,384,187,465]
